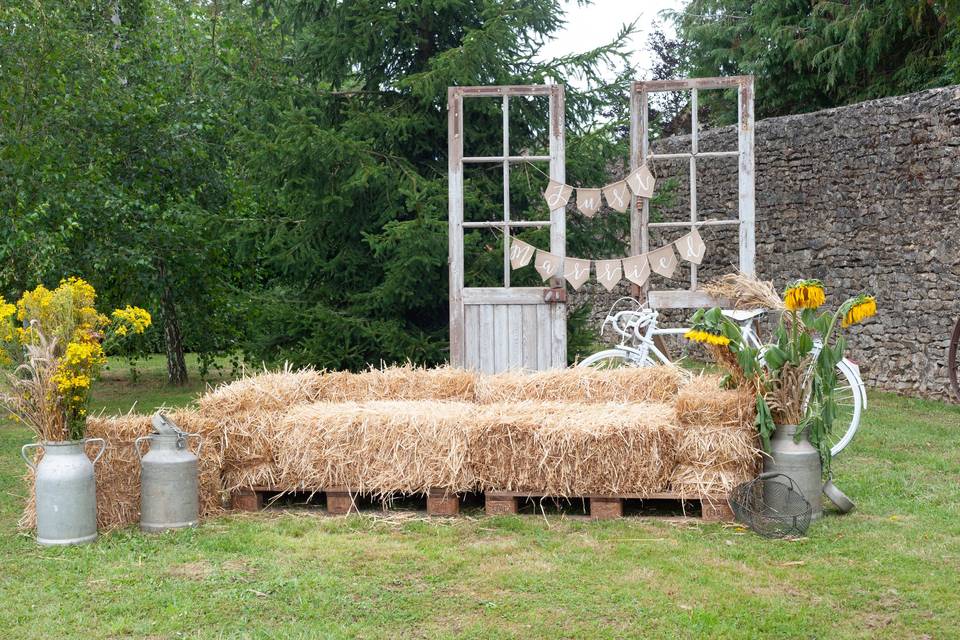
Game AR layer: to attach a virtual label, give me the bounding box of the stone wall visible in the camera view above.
[575,85,960,400]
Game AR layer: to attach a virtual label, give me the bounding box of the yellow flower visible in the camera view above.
[111,305,152,335]
[783,279,825,311]
[842,295,877,328]
[684,329,731,347]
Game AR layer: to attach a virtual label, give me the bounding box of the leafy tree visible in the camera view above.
[667,0,960,120]
[0,0,252,384]
[236,0,639,368]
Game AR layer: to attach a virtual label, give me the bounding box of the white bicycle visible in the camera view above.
[579,297,867,457]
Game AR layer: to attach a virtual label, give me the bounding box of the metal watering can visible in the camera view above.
[135,413,201,533]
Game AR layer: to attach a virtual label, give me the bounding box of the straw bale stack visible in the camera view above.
[475,366,684,404]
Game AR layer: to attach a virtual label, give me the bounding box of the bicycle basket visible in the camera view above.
[729,472,812,538]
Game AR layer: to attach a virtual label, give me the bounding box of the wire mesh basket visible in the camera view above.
[730,472,812,538]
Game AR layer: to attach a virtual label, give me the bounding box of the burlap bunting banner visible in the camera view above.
[509,238,536,269]
[542,164,656,216]
[534,249,562,281]
[506,230,704,290]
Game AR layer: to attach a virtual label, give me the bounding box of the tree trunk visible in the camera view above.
[158,263,188,386]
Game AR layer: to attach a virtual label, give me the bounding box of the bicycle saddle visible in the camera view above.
[721,309,767,322]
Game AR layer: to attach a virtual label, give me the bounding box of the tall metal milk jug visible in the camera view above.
[762,424,823,521]
[21,438,107,546]
[136,413,201,532]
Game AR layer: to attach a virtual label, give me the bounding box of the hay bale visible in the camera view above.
[670,375,761,497]
[467,401,681,496]
[475,366,683,405]
[315,364,477,402]
[273,400,476,496]
[199,366,326,490]
[19,409,224,531]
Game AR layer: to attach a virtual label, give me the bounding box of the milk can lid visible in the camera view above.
[151,412,187,438]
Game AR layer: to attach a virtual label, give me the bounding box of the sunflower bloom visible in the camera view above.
[783,279,826,311]
[684,329,731,347]
[842,295,877,328]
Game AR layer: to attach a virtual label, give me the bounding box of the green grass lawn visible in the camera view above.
[0,358,958,639]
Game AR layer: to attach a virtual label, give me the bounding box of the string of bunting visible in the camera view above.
[544,164,656,215]
[508,228,707,291]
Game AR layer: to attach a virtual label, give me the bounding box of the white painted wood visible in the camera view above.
[447,88,465,364]
[493,305,509,372]
[648,290,731,309]
[462,288,547,305]
[507,305,523,369]
[738,77,756,276]
[536,304,551,370]
[521,304,538,370]
[550,302,565,368]
[690,87,698,291]
[478,304,495,374]
[502,94,511,287]
[464,304,480,369]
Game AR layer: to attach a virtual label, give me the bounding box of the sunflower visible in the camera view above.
[842,294,877,328]
[783,279,826,311]
[684,329,731,347]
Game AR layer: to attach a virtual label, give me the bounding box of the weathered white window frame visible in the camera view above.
[630,76,755,308]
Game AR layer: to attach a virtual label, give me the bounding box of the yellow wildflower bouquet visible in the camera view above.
[686,279,877,467]
[0,278,152,441]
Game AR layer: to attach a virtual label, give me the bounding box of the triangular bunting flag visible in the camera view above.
[534,249,562,281]
[602,181,631,213]
[543,180,573,210]
[594,259,623,292]
[576,188,602,218]
[509,238,536,269]
[674,228,707,265]
[649,244,678,278]
[562,257,591,290]
[626,164,655,199]
[622,254,650,287]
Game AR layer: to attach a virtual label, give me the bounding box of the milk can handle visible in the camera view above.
[20,442,42,471]
[185,433,202,457]
[86,437,107,465]
[134,435,151,461]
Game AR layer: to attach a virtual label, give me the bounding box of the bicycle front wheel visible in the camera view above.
[578,349,649,369]
[827,359,865,457]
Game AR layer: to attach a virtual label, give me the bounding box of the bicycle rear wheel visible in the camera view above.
[949,318,960,402]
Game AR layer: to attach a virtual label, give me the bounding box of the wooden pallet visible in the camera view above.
[232,487,733,521]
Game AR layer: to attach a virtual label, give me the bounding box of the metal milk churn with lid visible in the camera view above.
[136,413,201,532]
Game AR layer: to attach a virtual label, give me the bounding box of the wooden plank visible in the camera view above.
[536,304,551,370]
[548,84,566,290]
[427,489,460,517]
[462,155,551,163]
[448,88,465,366]
[590,497,624,520]
[690,87,699,291]
[549,301,566,369]
[521,304,538,370]
[507,305,523,370]
[633,76,750,92]
[648,290,730,309]
[463,287,548,305]
[493,304,509,372]
[464,304,480,370]
[478,304,495,374]
[502,94,511,287]
[738,77,756,276]
[455,85,554,97]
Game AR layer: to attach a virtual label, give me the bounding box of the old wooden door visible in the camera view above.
[447,84,567,373]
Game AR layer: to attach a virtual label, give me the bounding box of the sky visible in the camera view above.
[538,0,687,80]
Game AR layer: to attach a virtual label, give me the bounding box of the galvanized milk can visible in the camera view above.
[762,424,823,521]
[136,413,201,532]
[21,438,107,546]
